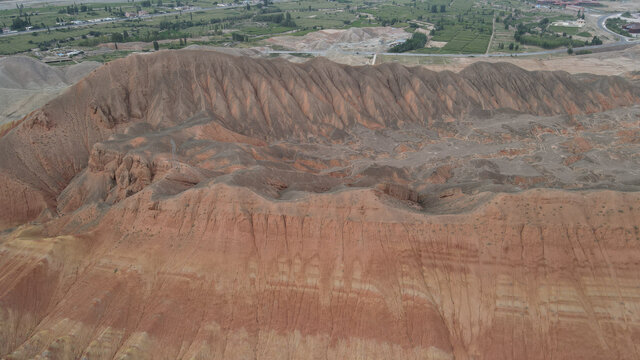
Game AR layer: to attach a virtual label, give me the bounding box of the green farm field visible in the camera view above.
[0,0,603,58]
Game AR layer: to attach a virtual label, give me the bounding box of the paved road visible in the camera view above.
[0,0,302,38]
[594,11,634,42]
[0,0,128,11]
[0,7,213,38]
[2,5,635,59]
[0,1,274,38]
[265,40,634,58]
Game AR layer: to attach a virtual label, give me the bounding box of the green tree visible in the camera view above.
[539,17,549,28]
[440,5,445,13]
[389,32,427,53]
[153,40,159,50]
[111,32,124,42]
[231,32,248,41]
[10,17,29,31]
[282,12,296,27]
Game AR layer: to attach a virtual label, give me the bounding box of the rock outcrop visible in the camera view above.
[1,50,640,359]
[3,187,640,360]
[1,50,639,227]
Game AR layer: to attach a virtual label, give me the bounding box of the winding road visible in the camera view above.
[595,11,633,41]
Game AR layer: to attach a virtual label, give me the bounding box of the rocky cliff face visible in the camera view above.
[1,50,639,227]
[1,50,640,360]
[2,187,640,360]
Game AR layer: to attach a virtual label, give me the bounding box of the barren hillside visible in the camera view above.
[0,56,100,126]
[1,50,640,360]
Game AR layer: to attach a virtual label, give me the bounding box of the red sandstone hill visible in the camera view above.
[1,50,638,227]
[1,50,640,359]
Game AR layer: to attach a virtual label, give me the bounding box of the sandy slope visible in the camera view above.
[0,56,100,126]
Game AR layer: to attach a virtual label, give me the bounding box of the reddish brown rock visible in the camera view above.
[1,188,640,359]
[1,51,640,360]
[1,50,638,227]
[562,137,593,154]
[427,165,454,184]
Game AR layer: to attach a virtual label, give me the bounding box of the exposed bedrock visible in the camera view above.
[1,50,640,359]
[2,187,640,359]
[0,50,638,226]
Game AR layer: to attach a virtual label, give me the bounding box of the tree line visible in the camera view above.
[389,32,427,53]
